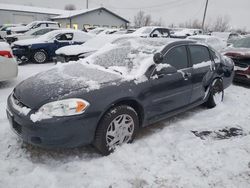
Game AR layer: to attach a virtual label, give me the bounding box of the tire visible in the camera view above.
[32,49,48,64]
[93,105,139,155]
[204,78,224,108]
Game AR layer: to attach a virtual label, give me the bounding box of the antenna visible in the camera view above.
[86,0,89,9]
[202,0,209,31]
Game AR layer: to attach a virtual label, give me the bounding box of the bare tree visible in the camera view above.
[134,11,165,27]
[64,4,76,10]
[134,11,152,27]
[152,18,164,26]
[212,16,230,32]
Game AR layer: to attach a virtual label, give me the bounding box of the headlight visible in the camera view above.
[38,98,90,117]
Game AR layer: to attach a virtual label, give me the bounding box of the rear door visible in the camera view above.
[146,45,193,121]
[188,45,215,103]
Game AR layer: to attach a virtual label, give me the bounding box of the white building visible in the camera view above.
[52,7,129,30]
[0,3,129,29]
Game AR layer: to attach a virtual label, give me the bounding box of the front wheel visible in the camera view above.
[32,50,48,64]
[204,78,224,108]
[93,105,139,155]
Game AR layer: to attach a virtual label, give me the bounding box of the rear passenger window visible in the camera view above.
[189,46,211,65]
[164,46,188,70]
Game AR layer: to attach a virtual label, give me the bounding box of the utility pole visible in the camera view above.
[86,0,89,9]
[202,0,209,31]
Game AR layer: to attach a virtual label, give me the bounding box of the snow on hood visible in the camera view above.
[81,37,174,80]
[14,62,121,108]
[56,34,124,56]
[13,38,46,46]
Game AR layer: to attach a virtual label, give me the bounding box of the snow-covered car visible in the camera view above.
[0,24,24,39]
[223,35,250,84]
[0,42,18,81]
[12,29,93,64]
[5,27,59,44]
[132,26,170,38]
[171,28,203,38]
[55,33,126,62]
[87,27,106,35]
[211,32,242,45]
[7,21,60,35]
[187,35,227,51]
[7,38,234,155]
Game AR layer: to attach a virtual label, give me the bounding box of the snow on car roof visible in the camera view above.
[80,37,176,80]
[0,3,66,15]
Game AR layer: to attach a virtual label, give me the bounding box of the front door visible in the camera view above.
[146,45,193,122]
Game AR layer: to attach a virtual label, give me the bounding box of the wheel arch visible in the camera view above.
[97,98,145,129]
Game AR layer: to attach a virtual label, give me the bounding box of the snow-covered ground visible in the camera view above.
[0,63,250,188]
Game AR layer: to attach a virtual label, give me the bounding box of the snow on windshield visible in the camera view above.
[81,37,171,80]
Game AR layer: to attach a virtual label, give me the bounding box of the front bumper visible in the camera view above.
[7,96,99,148]
[12,46,31,62]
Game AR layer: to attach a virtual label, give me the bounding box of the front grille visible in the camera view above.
[13,121,22,134]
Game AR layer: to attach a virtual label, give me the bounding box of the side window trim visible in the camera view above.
[187,44,212,66]
[163,44,191,69]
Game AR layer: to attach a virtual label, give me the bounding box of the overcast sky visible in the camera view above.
[1,0,249,30]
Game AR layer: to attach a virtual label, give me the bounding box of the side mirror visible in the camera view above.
[153,52,163,64]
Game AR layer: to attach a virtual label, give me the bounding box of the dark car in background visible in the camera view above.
[11,29,93,64]
[223,35,250,84]
[7,38,234,155]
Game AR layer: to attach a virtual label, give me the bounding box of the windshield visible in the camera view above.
[83,38,171,79]
[38,30,61,41]
[233,37,250,48]
[26,22,37,29]
[88,28,105,35]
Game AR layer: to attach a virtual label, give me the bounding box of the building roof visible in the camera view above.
[52,7,129,23]
[0,3,67,15]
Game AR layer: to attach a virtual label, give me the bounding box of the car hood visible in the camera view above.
[223,47,250,58]
[13,63,121,109]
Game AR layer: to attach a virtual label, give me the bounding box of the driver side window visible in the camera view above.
[56,33,73,41]
[163,46,189,70]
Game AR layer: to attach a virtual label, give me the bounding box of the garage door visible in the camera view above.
[13,14,34,24]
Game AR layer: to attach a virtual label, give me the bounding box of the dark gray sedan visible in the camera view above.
[7,37,234,155]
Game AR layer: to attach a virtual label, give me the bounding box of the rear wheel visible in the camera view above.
[93,105,139,155]
[205,78,224,108]
[32,50,48,64]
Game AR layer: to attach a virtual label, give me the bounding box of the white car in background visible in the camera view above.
[0,24,24,39]
[187,35,227,51]
[0,42,18,81]
[211,32,242,45]
[55,32,124,62]
[7,21,60,35]
[5,27,59,44]
[132,26,171,38]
